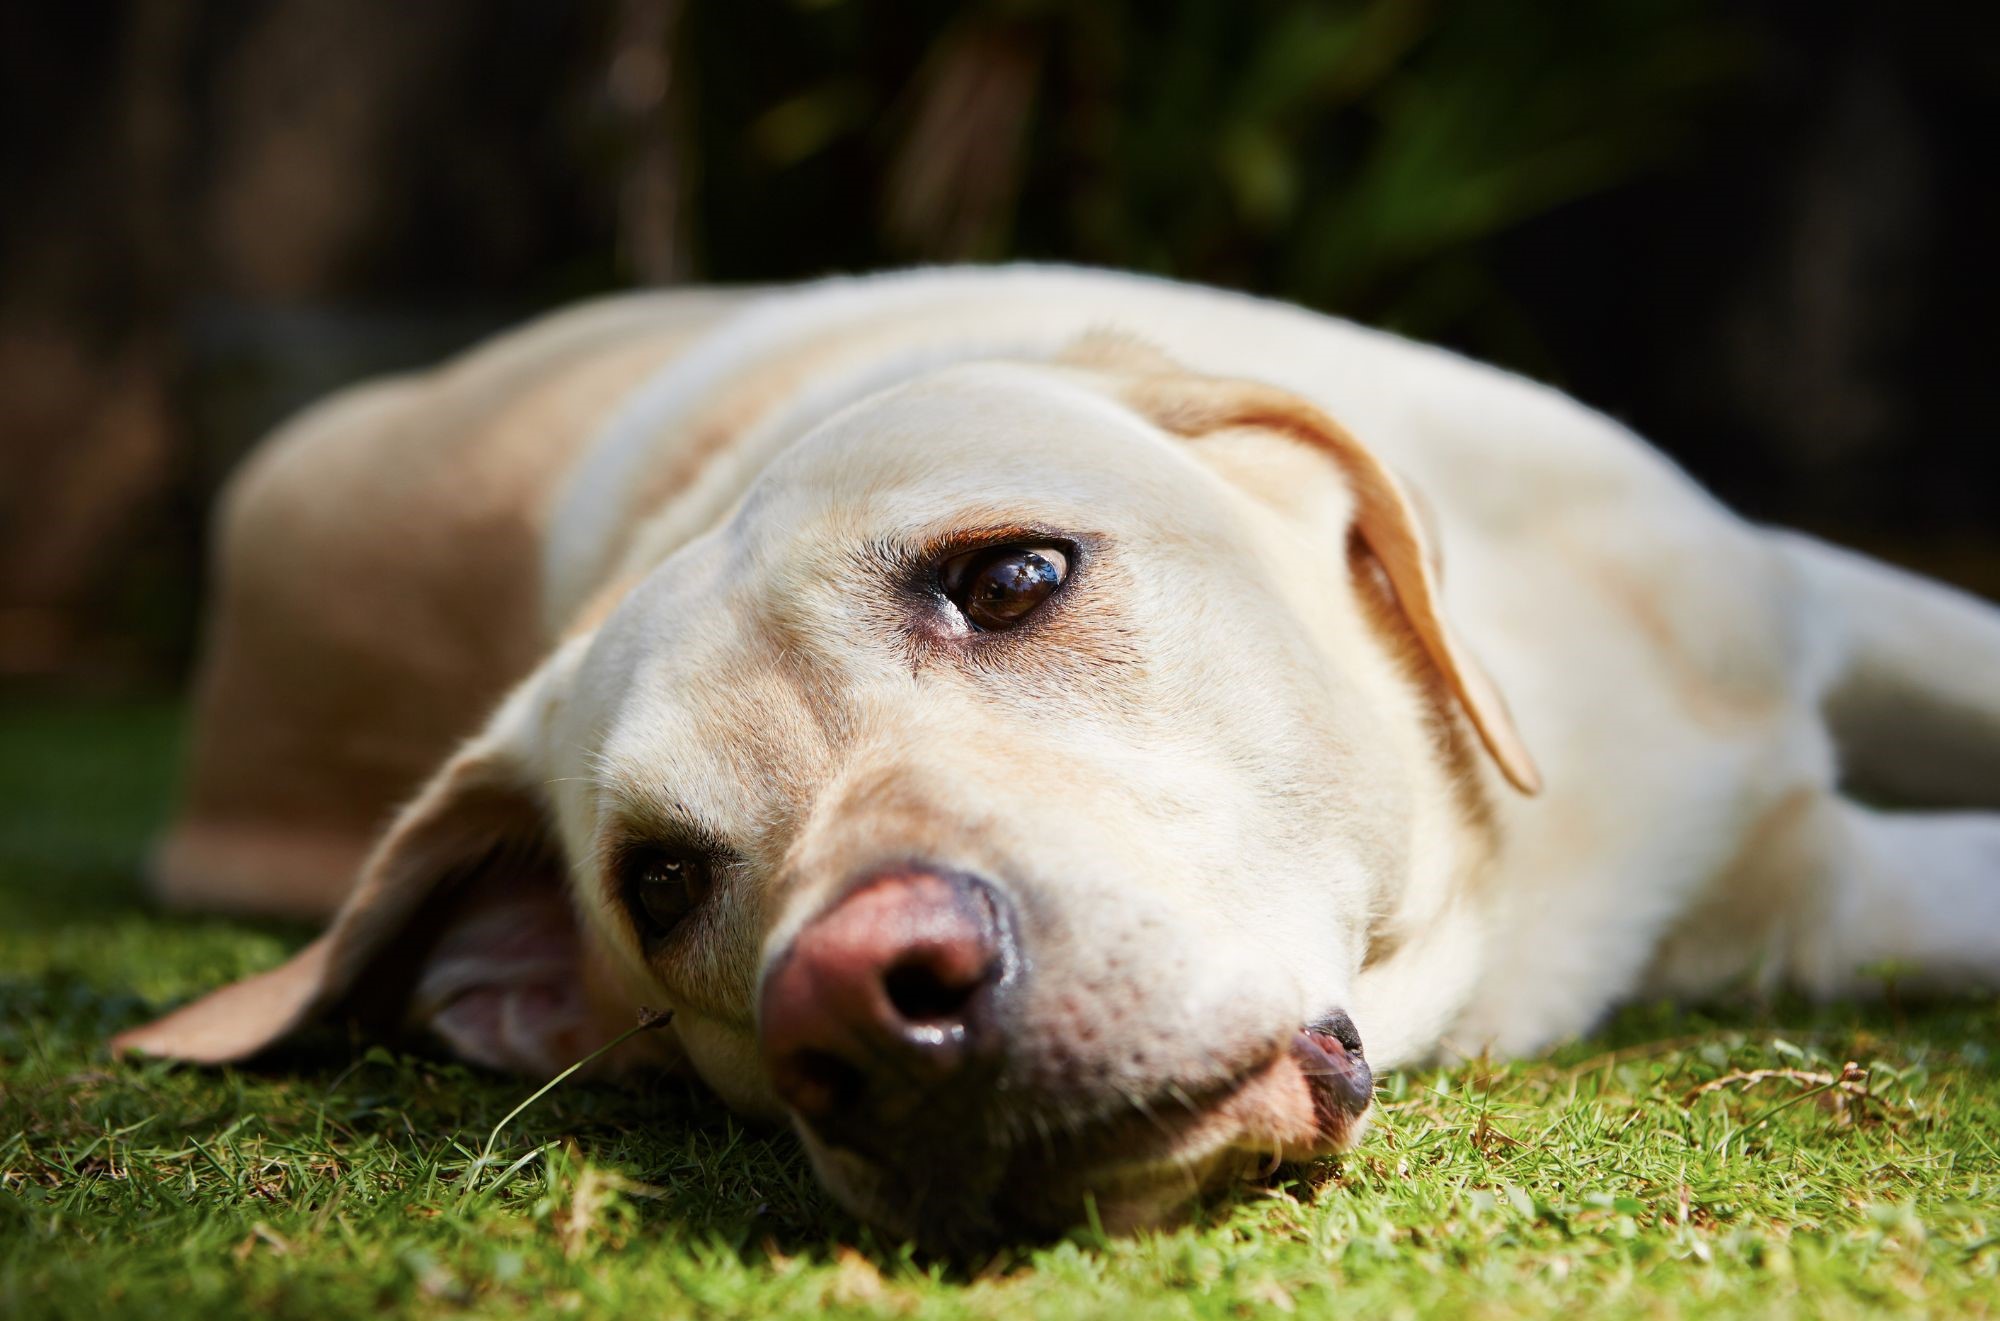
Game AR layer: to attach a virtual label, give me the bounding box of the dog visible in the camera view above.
[112,266,2000,1243]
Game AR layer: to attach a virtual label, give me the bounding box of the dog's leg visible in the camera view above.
[1789,797,2000,995]
[1777,532,2000,807]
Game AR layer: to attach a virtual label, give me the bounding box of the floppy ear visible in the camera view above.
[1115,367,1543,796]
[113,647,629,1073]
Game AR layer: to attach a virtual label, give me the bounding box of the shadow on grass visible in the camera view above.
[0,701,870,1263]
[3,697,1994,1277]
[23,969,1986,1273]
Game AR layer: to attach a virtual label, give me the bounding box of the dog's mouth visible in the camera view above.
[799,1022,1374,1245]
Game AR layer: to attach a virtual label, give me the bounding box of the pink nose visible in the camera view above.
[759,868,1010,1135]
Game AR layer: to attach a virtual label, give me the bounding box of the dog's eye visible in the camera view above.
[621,846,712,944]
[941,544,1070,631]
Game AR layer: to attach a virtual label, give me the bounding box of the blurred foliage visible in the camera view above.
[685,0,1746,341]
[12,0,1991,689]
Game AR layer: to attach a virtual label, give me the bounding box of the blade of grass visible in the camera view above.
[457,1008,673,1207]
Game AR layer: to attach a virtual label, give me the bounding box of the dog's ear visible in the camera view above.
[1108,363,1542,796]
[113,644,628,1073]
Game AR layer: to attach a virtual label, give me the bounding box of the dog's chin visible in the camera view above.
[799,1032,1373,1249]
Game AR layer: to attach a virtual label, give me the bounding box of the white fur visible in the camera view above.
[543,267,1998,1073]
[121,266,1999,1238]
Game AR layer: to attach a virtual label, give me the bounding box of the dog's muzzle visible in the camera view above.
[756,865,1372,1242]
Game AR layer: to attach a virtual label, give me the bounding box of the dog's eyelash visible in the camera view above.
[598,819,731,877]
[855,526,1091,585]
[592,772,736,853]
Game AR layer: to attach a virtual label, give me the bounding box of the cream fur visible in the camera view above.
[114,266,2000,1237]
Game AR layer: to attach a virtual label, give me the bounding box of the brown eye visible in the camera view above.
[941,544,1070,631]
[622,846,712,944]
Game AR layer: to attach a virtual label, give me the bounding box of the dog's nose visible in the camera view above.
[759,867,1011,1136]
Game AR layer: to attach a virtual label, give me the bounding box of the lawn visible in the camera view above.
[2,699,1996,1319]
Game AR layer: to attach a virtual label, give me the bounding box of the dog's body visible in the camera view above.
[118,267,2000,1240]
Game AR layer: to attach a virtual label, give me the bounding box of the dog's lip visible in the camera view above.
[1002,1029,1375,1237]
[1290,1022,1374,1137]
[800,1023,1373,1241]
[809,1022,1374,1169]
[986,1040,1363,1240]
[1091,1026,1373,1170]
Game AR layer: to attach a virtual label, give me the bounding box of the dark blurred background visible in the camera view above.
[3,0,1994,693]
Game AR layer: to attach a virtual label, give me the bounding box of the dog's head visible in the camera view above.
[117,343,1537,1243]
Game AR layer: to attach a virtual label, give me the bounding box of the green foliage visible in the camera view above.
[4,701,1997,1318]
[687,0,1747,345]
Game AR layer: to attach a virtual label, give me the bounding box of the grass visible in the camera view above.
[2,699,1996,1319]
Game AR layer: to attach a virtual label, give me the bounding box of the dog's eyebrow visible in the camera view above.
[595,781,735,857]
[899,522,1078,564]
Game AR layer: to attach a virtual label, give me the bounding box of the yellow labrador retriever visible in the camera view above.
[114,267,2000,1242]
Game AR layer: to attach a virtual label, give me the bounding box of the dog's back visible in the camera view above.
[154,289,751,916]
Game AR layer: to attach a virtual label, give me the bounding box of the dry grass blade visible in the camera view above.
[1681,1061,1872,1107]
[459,1007,675,1205]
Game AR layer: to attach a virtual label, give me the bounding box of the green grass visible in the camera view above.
[3,700,1996,1319]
